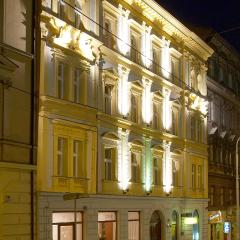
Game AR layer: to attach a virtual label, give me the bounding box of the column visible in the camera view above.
[141,22,152,68]
[118,64,130,117]
[161,37,171,79]
[117,5,130,56]
[162,87,172,131]
[142,77,153,125]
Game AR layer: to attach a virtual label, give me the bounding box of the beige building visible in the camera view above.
[0,0,37,239]
[37,0,213,240]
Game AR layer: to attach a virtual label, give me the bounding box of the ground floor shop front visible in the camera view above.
[37,193,208,240]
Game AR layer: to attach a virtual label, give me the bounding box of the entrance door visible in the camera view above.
[150,211,162,240]
[58,224,74,240]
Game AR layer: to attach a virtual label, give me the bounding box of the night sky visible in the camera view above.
[156,0,240,52]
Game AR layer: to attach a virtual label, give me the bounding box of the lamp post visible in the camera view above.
[236,136,240,240]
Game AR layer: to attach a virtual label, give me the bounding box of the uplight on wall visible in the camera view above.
[117,5,130,56]
[117,128,130,191]
[141,22,152,68]
[162,87,172,131]
[162,141,172,194]
[161,37,171,78]
[142,78,153,125]
[144,138,152,192]
[118,65,130,117]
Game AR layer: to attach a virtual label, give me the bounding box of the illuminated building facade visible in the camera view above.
[199,30,240,240]
[0,0,37,239]
[38,0,213,239]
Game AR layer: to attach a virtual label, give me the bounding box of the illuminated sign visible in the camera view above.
[208,211,222,224]
[184,217,197,225]
[224,222,231,234]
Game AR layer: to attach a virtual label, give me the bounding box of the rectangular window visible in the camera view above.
[98,212,117,240]
[57,137,68,176]
[172,160,177,187]
[190,115,196,141]
[171,110,177,135]
[130,35,139,63]
[73,68,81,103]
[152,103,158,129]
[220,187,224,206]
[197,165,203,190]
[192,164,196,190]
[58,1,65,19]
[153,158,160,185]
[131,94,138,123]
[52,212,83,240]
[131,152,140,183]
[105,85,112,114]
[128,212,140,240]
[105,148,116,181]
[58,62,65,99]
[229,189,232,205]
[73,140,85,178]
[210,186,215,206]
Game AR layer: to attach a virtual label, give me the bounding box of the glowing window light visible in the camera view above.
[184,217,198,225]
[161,38,171,78]
[162,87,172,131]
[118,65,130,116]
[117,128,130,191]
[144,138,152,192]
[142,78,153,125]
[162,141,172,193]
[141,22,152,68]
[117,5,130,56]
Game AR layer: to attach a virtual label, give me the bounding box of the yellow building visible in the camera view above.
[38,0,213,239]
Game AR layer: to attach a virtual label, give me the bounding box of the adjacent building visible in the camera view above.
[202,30,240,240]
[38,0,213,239]
[0,0,37,239]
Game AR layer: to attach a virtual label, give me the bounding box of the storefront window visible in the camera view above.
[52,212,83,240]
[192,210,199,240]
[128,212,140,240]
[171,211,178,240]
[98,212,117,240]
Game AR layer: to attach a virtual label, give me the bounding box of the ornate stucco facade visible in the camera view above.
[37,0,213,240]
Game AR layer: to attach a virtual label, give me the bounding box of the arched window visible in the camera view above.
[171,211,178,240]
[192,210,199,240]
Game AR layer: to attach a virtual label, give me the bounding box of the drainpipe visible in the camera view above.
[236,136,240,240]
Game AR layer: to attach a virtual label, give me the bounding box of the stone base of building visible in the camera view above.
[38,192,208,240]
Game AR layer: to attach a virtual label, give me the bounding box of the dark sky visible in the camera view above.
[156,0,240,52]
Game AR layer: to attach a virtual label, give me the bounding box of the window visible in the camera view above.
[196,119,203,142]
[153,158,161,185]
[58,62,65,99]
[58,0,65,19]
[210,186,215,206]
[104,18,115,48]
[171,110,177,135]
[52,212,83,240]
[197,165,203,190]
[105,85,112,114]
[130,35,138,63]
[131,152,140,183]
[104,148,116,181]
[152,49,158,73]
[152,103,159,129]
[131,94,137,123]
[229,189,233,205]
[220,187,224,206]
[73,68,81,103]
[57,137,68,177]
[98,212,117,240]
[192,210,199,240]
[128,212,140,240]
[73,140,85,178]
[172,160,177,187]
[192,164,196,190]
[75,0,83,29]
[190,115,196,141]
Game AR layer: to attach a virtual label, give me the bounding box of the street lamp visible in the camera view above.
[236,136,240,240]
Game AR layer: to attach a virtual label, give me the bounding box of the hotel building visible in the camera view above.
[38,0,213,239]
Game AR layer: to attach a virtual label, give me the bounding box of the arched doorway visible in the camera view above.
[171,211,178,240]
[150,211,163,240]
[192,210,199,240]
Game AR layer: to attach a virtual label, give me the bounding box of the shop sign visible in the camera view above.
[224,222,231,234]
[208,211,222,224]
